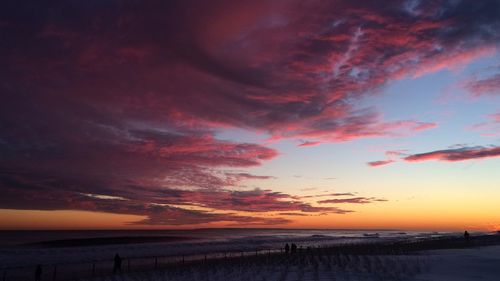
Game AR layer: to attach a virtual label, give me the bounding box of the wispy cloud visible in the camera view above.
[370,145,500,167]
[367,160,395,167]
[470,112,500,137]
[301,193,356,199]
[298,141,322,147]
[404,146,500,162]
[465,74,500,97]
[317,197,387,204]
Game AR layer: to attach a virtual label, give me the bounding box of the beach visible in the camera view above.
[1,231,499,281]
[418,245,500,281]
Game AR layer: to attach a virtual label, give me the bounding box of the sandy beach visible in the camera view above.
[78,238,500,281]
[2,233,499,281]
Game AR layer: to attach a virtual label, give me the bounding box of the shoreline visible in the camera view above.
[22,236,198,248]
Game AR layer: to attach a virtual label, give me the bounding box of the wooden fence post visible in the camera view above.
[92,263,95,277]
[2,270,6,281]
[127,259,130,271]
[155,257,158,269]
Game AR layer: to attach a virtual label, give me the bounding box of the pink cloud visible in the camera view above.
[410,46,496,78]
[278,212,311,216]
[298,141,322,147]
[385,150,408,157]
[301,193,356,199]
[465,74,500,97]
[224,172,275,181]
[367,160,395,167]
[372,145,500,167]
[469,111,500,137]
[492,113,500,122]
[367,149,409,167]
[318,197,387,204]
[403,146,500,162]
[3,0,454,145]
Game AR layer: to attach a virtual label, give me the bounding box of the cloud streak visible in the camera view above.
[317,197,387,204]
[370,145,500,167]
[465,74,500,97]
[367,160,395,167]
[403,146,500,162]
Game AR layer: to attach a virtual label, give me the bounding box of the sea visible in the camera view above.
[0,228,455,247]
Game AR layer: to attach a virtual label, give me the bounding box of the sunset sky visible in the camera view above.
[1,0,499,230]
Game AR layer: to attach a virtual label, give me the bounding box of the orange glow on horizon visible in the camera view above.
[1,204,498,231]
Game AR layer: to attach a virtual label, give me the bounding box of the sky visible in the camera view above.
[1,0,499,230]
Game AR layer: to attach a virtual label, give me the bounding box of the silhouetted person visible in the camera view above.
[291,243,297,254]
[113,254,122,274]
[284,243,290,254]
[464,231,470,242]
[35,265,42,281]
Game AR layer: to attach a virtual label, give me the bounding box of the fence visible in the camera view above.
[2,234,484,281]
[0,247,286,281]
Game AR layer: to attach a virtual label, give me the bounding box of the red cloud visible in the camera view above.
[133,132,278,168]
[2,0,463,146]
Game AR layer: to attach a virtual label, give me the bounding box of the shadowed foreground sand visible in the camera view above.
[3,234,500,281]
[83,246,500,281]
[82,235,500,281]
[417,245,500,281]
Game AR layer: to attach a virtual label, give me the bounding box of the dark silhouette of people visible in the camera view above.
[284,243,290,254]
[113,254,122,274]
[35,264,42,281]
[291,243,297,254]
[464,230,470,242]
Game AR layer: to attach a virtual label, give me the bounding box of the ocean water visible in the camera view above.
[0,228,453,247]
